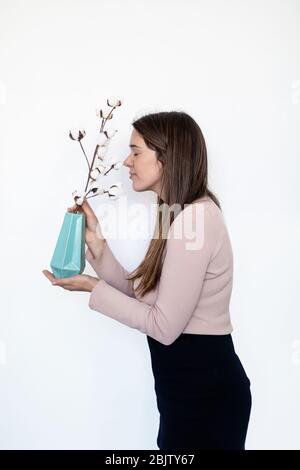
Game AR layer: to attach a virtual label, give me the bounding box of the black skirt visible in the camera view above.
[147,333,252,450]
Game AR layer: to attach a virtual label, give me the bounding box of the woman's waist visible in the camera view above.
[147,333,237,370]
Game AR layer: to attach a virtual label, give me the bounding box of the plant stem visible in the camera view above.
[84,144,99,193]
[104,165,114,176]
[83,105,117,194]
[86,190,109,200]
[79,141,91,171]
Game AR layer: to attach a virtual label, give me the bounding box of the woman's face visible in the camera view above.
[123,129,164,197]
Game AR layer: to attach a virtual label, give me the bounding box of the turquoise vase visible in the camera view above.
[50,212,86,278]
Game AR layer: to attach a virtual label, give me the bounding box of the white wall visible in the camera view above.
[0,0,299,450]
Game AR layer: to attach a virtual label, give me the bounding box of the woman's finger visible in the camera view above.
[42,270,68,287]
[81,199,96,217]
[67,204,82,214]
[42,270,56,282]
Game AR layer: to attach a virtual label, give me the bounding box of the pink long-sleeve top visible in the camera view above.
[87,196,234,345]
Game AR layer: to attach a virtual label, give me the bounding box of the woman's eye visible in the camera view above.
[133,154,139,157]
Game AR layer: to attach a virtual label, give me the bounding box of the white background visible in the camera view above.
[0,0,299,450]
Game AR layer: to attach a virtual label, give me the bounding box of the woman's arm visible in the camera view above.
[86,241,135,298]
[88,201,224,345]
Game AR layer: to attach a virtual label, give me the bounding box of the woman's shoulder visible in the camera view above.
[184,195,223,223]
[182,196,228,245]
[166,196,223,245]
[191,196,224,220]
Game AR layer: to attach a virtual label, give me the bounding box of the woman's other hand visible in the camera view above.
[42,270,99,292]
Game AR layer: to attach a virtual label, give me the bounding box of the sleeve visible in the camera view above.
[88,201,223,345]
[86,242,135,298]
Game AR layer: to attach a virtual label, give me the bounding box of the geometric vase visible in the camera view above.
[50,211,86,279]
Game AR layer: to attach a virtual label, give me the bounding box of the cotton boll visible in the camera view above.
[96,108,113,120]
[108,182,123,198]
[95,163,107,175]
[88,179,105,193]
[107,97,123,107]
[96,147,109,160]
[75,196,84,205]
[105,128,118,139]
[72,189,82,199]
[88,180,99,191]
[69,129,86,141]
[101,155,118,165]
[97,132,109,146]
[92,188,105,197]
[113,161,123,170]
[90,168,100,180]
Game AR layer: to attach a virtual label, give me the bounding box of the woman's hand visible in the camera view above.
[42,270,99,292]
[68,198,106,260]
[67,198,105,245]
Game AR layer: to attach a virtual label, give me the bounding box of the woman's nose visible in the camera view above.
[123,155,133,167]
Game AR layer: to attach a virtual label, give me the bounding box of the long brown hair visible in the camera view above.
[125,111,221,297]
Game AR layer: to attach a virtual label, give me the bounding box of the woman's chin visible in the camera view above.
[131,180,147,192]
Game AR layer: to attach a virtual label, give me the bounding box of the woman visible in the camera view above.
[43,111,252,450]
